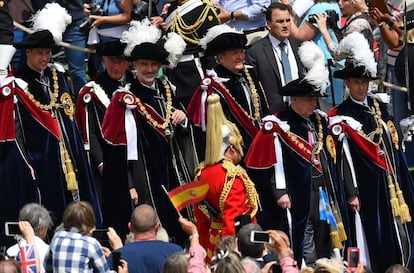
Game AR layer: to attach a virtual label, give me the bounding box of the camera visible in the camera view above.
[79,4,105,33]
[308,9,339,28]
[131,1,149,21]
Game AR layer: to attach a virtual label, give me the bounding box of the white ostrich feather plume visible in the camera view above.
[164,32,186,69]
[298,41,330,94]
[121,18,161,57]
[30,3,72,43]
[337,32,377,77]
[199,24,242,50]
[315,257,346,273]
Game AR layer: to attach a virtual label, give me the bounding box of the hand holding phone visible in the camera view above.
[112,251,122,272]
[5,222,21,236]
[347,247,360,272]
[250,230,273,244]
[92,229,110,247]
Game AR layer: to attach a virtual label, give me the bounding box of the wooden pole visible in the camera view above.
[13,21,95,54]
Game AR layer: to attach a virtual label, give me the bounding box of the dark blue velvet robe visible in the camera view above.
[102,78,199,246]
[0,64,102,246]
[331,96,414,272]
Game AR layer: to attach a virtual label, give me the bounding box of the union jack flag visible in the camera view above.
[16,245,37,273]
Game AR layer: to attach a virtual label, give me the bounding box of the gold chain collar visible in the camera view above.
[136,81,173,130]
[310,113,324,165]
[217,67,261,122]
[243,67,261,121]
[26,67,59,111]
[361,97,383,145]
[313,113,324,155]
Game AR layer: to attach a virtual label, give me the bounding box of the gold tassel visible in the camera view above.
[395,182,412,223]
[331,201,347,242]
[337,222,347,242]
[330,226,342,249]
[387,175,400,217]
[61,144,78,191]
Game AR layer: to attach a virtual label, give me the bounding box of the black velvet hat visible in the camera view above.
[96,40,127,58]
[200,24,247,56]
[126,42,170,65]
[13,29,56,50]
[333,63,379,80]
[279,78,328,97]
[205,32,247,56]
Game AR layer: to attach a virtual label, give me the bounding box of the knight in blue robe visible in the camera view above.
[0,30,102,246]
[328,63,414,272]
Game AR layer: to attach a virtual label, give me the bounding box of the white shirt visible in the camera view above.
[268,35,299,86]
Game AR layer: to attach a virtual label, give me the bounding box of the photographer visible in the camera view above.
[289,0,344,111]
[83,0,132,45]
[314,0,374,61]
[6,204,52,273]
[131,0,164,26]
[237,224,298,273]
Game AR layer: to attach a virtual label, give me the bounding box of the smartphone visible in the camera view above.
[347,247,360,272]
[92,229,109,245]
[250,230,272,243]
[112,251,122,272]
[5,222,21,236]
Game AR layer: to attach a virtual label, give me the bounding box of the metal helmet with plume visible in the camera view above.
[298,41,330,95]
[29,3,72,44]
[337,32,377,77]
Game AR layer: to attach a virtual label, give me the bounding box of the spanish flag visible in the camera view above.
[167,180,209,212]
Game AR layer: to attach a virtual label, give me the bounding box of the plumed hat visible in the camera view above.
[333,32,378,79]
[14,3,71,50]
[205,93,244,165]
[121,18,186,68]
[96,40,127,58]
[199,24,247,56]
[279,41,330,97]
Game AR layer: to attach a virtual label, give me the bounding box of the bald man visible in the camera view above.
[107,205,182,273]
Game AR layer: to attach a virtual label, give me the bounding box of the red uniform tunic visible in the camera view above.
[194,158,258,260]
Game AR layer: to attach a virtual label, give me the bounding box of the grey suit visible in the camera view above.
[246,35,303,113]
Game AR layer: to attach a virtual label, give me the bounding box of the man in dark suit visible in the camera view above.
[246,2,303,113]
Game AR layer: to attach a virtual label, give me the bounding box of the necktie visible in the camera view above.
[239,76,253,115]
[40,73,50,99]
[279,42,292,84]
[307,120,315,145]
